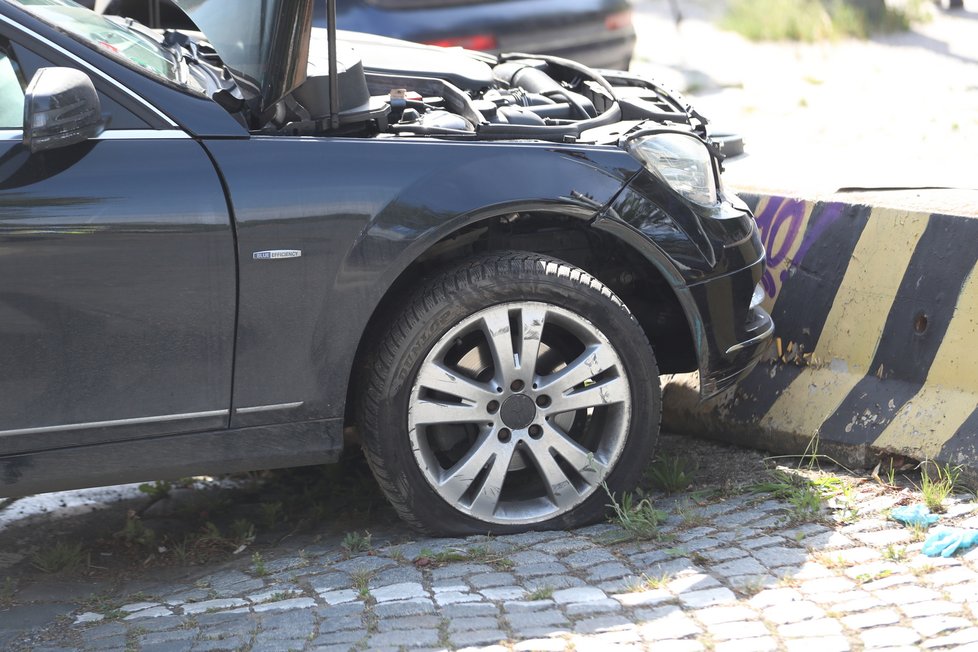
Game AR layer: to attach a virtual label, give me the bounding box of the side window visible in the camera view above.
[0,48,25,129]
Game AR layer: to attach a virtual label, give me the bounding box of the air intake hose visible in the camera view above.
[492,63,595,119]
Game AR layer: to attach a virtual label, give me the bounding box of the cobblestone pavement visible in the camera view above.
[2,435,978,651]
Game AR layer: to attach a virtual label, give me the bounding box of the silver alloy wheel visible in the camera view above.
[407,301,632,525]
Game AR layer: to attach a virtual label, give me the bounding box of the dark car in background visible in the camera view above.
[322,0,635,70]
[85,0,636,69]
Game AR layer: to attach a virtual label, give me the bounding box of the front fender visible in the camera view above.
[207,136,640,428]
[344,140,641,295]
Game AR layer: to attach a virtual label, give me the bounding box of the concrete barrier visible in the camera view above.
[663,189,978,480]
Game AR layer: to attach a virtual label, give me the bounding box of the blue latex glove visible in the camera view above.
[922,527,978,558]
[890,504,939,528]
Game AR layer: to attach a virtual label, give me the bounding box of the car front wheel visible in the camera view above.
[360,251,661,534]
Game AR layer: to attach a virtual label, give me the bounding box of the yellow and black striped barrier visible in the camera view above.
[663,191,978,479]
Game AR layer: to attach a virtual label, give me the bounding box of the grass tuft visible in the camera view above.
[604,484,668,540]
[647,456,695,495]
[250,551,267,577]
[351,570,372,599]
[31,541,87,574]
[748,469,833,522]
[723,0,928,42]
[917,461,963,513]
[525,586,554,601]
[341,530,372,554]
[631,573,671,591]
[412,544,513,570]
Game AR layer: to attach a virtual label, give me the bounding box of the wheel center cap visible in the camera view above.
[500,394,536,430]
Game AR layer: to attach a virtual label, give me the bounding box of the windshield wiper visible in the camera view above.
[161,30,200,66]
[162,31,245,113]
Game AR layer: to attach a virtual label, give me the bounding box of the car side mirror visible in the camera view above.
[23,67,105,154]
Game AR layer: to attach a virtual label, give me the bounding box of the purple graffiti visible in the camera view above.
[754,198,845,298]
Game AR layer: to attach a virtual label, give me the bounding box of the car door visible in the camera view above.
[0,32,237,456]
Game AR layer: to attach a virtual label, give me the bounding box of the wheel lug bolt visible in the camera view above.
[487,400,500,414]
[528,424,543,439]
[511,380,525,392]
[498,428,511,443]
[536,395,551,408]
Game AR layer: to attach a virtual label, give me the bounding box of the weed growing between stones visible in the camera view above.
[412,543,514,570]
[524,586,554,600]
[646,455,696,495]
[341,530,372,554]
[631,572,671,591]
[31,541,88,574]
[917,461,964,513]
[855,568,893,584]
[351,570,372,599]
[116,511,156,548]
[883,545,908,562]
[603,483,668,541]
[909,522,929,543]
[675,501,709,530]
[748,470,826,523]
[124,625,147,651]
[77,592,126,619]
[815,552,849,570]
[250,551,267,577]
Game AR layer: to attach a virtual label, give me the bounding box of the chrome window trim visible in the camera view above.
[0,128,190,140]
[0,409,229,437]
[235,402,304,414]
[95,129,191,140]
[0,10,177,127]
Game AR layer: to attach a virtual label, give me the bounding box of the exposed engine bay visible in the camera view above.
[182,26,711,148]
[91,0,715,148]
[289,34,710,147]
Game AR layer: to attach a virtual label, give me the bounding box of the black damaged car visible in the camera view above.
[0,0,773,534]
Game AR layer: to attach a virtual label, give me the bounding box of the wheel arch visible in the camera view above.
[342,205,702,435]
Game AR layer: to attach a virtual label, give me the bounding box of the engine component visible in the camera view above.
[495,106,545,126]
[294,40,388,126]
[492,62,596,120]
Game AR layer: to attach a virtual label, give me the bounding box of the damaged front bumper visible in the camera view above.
[600,172,775,400]
[688,258,774,398]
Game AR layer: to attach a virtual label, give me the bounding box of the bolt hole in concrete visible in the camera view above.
[914,311,929,334]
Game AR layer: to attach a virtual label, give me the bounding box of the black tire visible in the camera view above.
[359,251,661,535]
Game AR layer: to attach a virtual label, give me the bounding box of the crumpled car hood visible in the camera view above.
[174,0,314,113]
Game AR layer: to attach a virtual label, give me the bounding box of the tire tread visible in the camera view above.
[359,251,660,534]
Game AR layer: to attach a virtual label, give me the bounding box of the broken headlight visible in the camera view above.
[628,133,718,207]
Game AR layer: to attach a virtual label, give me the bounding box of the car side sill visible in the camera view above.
[0,418,343,498]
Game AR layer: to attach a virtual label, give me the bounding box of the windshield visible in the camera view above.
[11,0,181,83]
